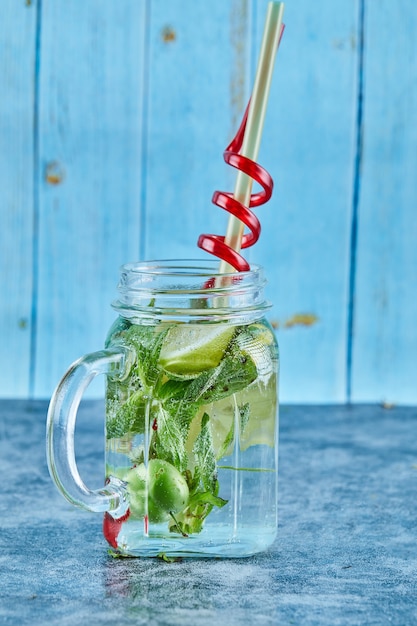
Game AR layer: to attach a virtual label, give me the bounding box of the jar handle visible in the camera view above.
[46,347,132,517]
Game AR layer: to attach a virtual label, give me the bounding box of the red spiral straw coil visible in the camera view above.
[197,101,274,272]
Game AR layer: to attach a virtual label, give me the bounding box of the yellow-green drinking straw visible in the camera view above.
[219,1,285,274]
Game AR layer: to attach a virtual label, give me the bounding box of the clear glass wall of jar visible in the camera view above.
[47,260,279,558]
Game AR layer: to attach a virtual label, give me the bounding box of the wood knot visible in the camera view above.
[161,26,176,43]
[45,161,65,185]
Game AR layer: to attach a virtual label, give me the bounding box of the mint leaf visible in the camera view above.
[184,352,257,406]
[106,326,170,440]
[151,405,188,472]
[168,486,227,535]
[157,378,191,402]
[106,390,148,439]
[193,413,217,493]
[157,552,181,563]
[188,490,227,509]
[217,416,235,460]
[124,325,169,389]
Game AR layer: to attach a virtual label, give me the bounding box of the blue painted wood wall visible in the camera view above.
[1,0,416,404]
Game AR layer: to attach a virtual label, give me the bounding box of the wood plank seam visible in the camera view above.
[29,0,43,399]
[139,0,151,261]
[346,0,366,402]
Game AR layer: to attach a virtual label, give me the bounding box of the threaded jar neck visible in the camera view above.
[112,259,270,323]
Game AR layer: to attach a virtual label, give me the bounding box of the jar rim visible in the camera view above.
[119,258,263,278]
[113,259,270,322]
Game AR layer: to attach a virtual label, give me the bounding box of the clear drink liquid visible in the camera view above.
[104,317,279,557]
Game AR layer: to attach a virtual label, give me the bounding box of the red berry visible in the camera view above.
[103,509,130,548]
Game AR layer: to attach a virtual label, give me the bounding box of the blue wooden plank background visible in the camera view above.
[1,1,36,396]
[351,0,417,405]
[0,0,416,404]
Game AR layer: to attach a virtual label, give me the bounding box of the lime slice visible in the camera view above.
[205,321,277,456]
[238,374,277,450]
[158,324,235,378]
[206,374,276,456]
[185,374,277,462]
[185,400,235,461]
[208,395,236,457]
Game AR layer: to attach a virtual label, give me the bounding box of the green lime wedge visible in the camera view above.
[158,324,235,378]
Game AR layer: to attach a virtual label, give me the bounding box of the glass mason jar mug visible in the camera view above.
[47,260,279,557]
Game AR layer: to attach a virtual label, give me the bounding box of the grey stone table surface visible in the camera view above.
[0,400,416,626]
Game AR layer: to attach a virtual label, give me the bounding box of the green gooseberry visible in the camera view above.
[126,459,189,522]
[148,459,189,514]
[125,464,147,519]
